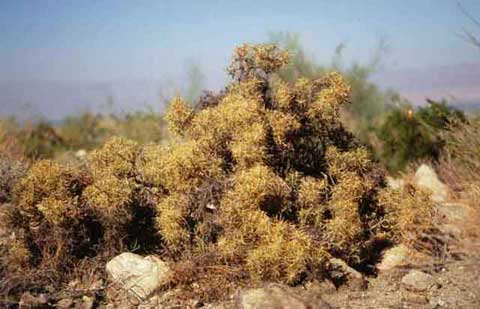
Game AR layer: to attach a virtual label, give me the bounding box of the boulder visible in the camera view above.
[236,283,331,309]
[401,270,436,292]
[436,202,470,222]
[328,258,367,291]
[19,292,49,308]
[414,164,448,203]
[106,252,170,302]
[377,245,410,271]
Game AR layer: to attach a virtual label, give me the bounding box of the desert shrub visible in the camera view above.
[268,33,470,173]
[378,183,434,248]
[268,32,397,146]
[2,110,167,164]
[83,137,161,251]
[0,159,96,294]
[18,122,66,159]
[375,100,466,172]
[57,112,110,150]
[0,122,28,204]
[1,137,161,296]
[142,43,435,297]
[438,116,480,203]
[1,44,436,302]
[97,111,167,145]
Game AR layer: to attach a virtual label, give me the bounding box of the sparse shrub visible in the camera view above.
[375,99,466,172]
[1,159,95,294]
[378,183,434,247]
[438,116,480,203]
[1,137,159,296]
[57,112,110,150]
[18,122,66,159]
[0,123,28,204]
[83,137,161,251]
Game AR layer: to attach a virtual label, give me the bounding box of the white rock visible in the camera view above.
[377,245,410,271]
[106,252,170,301]
[237,283,331,309]
[329,258,366,291]
[401,270,435,292]
[414,164,448,203]
[75,149,87,159]
[19,292,49,308]
[386,176,405,190]
[436,202,470,222]
[80,296,94,309]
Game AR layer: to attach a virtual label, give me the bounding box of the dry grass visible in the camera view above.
[438,117,480,204]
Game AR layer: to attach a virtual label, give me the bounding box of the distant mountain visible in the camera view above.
[373,61,480,107]
[449,102,480,112]
[0,79,174,122]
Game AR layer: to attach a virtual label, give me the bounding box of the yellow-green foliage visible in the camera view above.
[165,96,193,137]
[267,110,301,147]
[244,221,319,283]
[227,44,289,80]
[230,122,267,168]
[83,137,139,222]
[224,165,290,214]
[4,238,31,270]
[87,136,139,178]
[297,176,328,227]
[13,160,78,226]
[152,44,434,286]
[155,193,189,251]
[139,141,223,192]
[378,184,434,246]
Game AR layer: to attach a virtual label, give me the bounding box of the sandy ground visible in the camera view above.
[318,201,480,309]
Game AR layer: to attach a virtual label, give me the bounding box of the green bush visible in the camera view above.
[375,99,466,172]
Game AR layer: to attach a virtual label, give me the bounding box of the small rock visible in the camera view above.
[237,283,331,309]
[56,298,74,308]
[404,292,429,304]
[401,270,435,292]
[439,224,463,238]
[414,164,448,203]
[430,298,447,308]
[90,278,104,290]
[75,149,87,159]
[80,296,94,309]
[305,279,337,294]
[329,258,367,291]
[377,245,410,271]
[19,292,48,308]
[386,176,405,190]
[106,252,170,301]
[436,203,470,222]
[67,279,81,289]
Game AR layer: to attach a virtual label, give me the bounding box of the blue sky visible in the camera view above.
[1,0,479,119]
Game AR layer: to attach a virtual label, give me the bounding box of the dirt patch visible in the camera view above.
[317,203,480,309]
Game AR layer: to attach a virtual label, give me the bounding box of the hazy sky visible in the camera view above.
[1,0,479,119]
